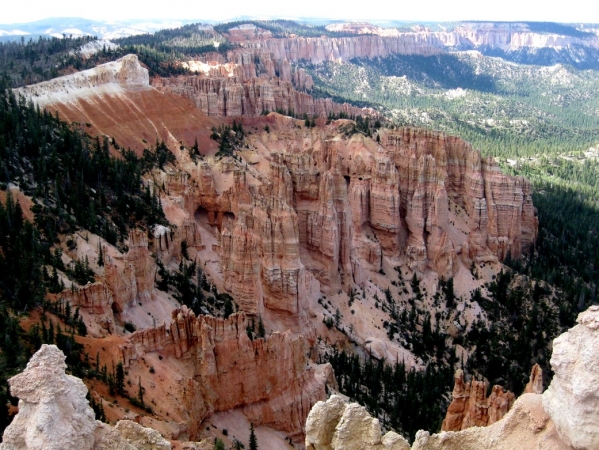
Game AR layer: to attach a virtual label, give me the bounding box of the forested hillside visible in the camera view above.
[0,79,170,433]
[308,53,599,157]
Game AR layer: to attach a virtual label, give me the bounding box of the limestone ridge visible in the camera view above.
[14,54,150,107]
[0,344,171,450]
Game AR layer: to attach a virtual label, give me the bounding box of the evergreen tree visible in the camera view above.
[138,376,144,408]
[257,316,265,338]
[115,362,125,396]
[249,422,258,450]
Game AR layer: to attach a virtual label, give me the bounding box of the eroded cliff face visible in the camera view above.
[170,120,536,319]
[154,74,366,119]
[118,308,332,440]
[105,229,157,312]
[441,369,515,431]
[225,23,599,60]
[58,282,116,335]
[242,35,442,64]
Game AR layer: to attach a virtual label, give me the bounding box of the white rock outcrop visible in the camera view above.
[306,393,570,450]
[0,344,97,450]
[14,54,149,108]
[305,395,410,450]
[0,345,171,450]
[543,305,599,450]
[412,393,569,450]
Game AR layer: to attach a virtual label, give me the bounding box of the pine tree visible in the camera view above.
[249,422,258,450]
[115,362,125,396]
[98,242,104,267]
[138,376,144,408]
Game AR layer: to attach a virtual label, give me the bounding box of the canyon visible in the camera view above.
[5,33,553,449]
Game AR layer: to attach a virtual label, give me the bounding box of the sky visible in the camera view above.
[0,0,597,25]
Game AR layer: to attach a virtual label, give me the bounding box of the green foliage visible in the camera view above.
[0,86,168,248]
[142,140,176,171]
[115,362,125,396]
[87,392,107,422]
[257,315,265,338]
[307,53,599,158]
[0,35,98,87]
[66,256,95,285]
[0,191,45,310]
[249,422,258,450]
[211,121,245,157]
[326,349,454,441]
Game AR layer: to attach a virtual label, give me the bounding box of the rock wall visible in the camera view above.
[441,369,515,431]
[243,35,442,64]
[57,282,116,335]
[0,345,171,450]
[226,24,599,61]
[153,73,367,119]
[183,125,537,313]
[105,230,156,312]
[119,308,331,440]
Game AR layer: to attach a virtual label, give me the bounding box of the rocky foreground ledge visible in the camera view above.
[5,304,599,450]
[305,305,599,450]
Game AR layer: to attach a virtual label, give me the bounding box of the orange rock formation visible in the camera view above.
[173,123,537,317]
[441,369,516,431]
[104,230,156,312]
[58,282,115,335]
[119,307,332,440]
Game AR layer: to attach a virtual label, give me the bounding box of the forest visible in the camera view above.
[306,52,599,157]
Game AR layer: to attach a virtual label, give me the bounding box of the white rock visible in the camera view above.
[0,344,96,450]
[305,395,410,450]
[114,421,171,450]
[14,54,149,108]
[543,305,599,449]
[0,345,171,450]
